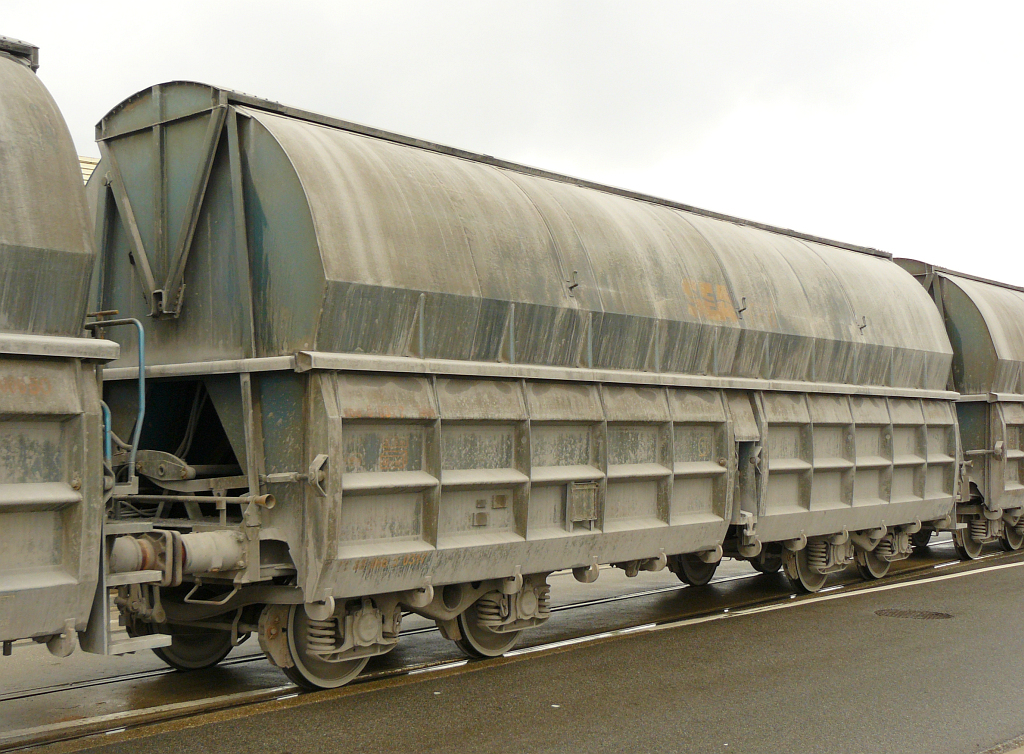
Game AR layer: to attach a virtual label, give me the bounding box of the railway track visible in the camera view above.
[3,538,1012,753]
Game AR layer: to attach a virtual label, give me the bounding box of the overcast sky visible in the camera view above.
[6,1,1022,282]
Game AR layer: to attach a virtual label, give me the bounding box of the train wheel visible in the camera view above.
[953,518,984,560]
[782,548,827,593]
[670,554,719,586]
[281,605,369,690]
[911,530,933,549]
[153,628,236,671]
[854,548,890,580]
[454,596,521,658]
[750,547,783,575]
[1000,524,1024,552]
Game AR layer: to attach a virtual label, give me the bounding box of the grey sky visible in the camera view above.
[6,1,1021,281]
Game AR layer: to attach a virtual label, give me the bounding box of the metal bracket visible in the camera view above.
[308,454,329,497]
[566,270,580,297]
[183,582,240,606]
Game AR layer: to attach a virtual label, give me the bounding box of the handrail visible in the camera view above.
[86,318,145,485]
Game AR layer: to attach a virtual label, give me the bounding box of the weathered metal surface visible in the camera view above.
[898,258,1024,512]
[0,36,38,72]
[87,81,959,659]
[0,38,93,337]
[0,40,114,649]
[90,81,952,391]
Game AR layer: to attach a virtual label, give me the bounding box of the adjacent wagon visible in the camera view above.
[0,36,118,656]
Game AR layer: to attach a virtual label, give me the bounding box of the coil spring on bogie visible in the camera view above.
[875,537,896,560]
[475,594,506,628]
[970,518,989,542]
[306,617,339,656]
[537,585,552,618]
[806,540,829,571]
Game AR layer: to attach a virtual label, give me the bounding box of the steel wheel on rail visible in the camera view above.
[911,529,933,549]
[953,517,985,560]
[670,554,719,587]
[1000,523,1024,552]
[750,546,783,575]
[454,596,521,658]
[153,627,237,671]
[854,548,890,580]
[282,604,369,690]
[782,548,827,593]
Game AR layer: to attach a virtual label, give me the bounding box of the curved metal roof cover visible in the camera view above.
[898,260,1024,395]
[0,47,94,336]
[93,82,952,390]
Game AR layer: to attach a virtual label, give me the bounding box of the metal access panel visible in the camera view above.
[754,392,956,543]
[0,356,105,644]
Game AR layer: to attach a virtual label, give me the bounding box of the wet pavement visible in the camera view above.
[7,537,1018,753]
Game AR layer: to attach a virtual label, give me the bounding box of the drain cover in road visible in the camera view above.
[874,609,952,620]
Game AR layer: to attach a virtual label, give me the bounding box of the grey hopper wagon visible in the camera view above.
[0,37,119,657]
[89,81,960,688]
[899,259,1024,558]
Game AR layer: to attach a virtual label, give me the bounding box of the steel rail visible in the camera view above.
[2,538,984,752]
[0,537,956,705]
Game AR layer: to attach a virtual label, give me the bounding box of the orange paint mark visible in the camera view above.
[0,376,51,396]
[681,279,738,323]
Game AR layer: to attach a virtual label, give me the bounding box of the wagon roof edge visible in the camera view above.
[96,80,892,262]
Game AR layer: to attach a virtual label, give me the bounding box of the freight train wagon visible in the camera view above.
[0,36,121,658]
[899,259,1024,557]
[86,81,963,689]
